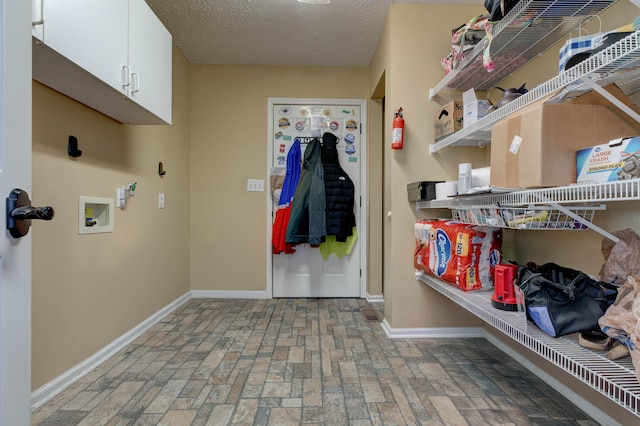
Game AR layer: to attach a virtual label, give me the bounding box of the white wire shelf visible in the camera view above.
[418,272,640,417]
[430,0,618,97]
[430,29,640,154]
[451,204,605,229]
[416,179,640,210]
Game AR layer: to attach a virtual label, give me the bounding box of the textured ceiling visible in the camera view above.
[146,0,483,66]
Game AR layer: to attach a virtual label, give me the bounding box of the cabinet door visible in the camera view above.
[32,0,44,40]
[128,0,172,124]
[40,0,128,95]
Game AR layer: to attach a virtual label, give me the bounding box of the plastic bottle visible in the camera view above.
[458,163,472,195]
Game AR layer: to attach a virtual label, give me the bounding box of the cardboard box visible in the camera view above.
[491,100,640,188]
[434,100,463,140]
[576,137,640,184]
[463,88,492,127]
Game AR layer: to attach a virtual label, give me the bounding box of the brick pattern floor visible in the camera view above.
[32,298,596,425]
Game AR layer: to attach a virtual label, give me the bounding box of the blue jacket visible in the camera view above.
[279,138,301,206]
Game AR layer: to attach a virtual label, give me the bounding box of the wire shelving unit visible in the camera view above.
[430,27,640,154]
[418,273,640,418]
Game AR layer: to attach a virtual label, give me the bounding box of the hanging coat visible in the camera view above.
[272,139,301,254]
[286,138,326,246]
[321,132,355,242]
[279,138,301,207]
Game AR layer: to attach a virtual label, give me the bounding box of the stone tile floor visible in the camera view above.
[32,298,597,425]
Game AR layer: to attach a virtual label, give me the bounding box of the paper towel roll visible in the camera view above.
[436,181,458,200]
[472,167,491,188]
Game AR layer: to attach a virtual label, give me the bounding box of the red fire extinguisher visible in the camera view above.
[391,107,404,150]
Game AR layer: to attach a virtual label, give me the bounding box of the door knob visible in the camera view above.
[6,188,54,238]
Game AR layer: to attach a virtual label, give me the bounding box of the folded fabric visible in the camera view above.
[319,227,358,261]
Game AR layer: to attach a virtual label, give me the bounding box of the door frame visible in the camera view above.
[266,98,368,299]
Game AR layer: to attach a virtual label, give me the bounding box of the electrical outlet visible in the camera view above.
[158,193,165,209]
[117,188,127,208]
[247,179,264,192]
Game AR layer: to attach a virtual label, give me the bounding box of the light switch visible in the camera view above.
[158,193,165,209]
[247,179,264,192]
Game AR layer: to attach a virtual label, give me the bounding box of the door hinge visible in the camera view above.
[360,269,362,277]
[359,196,362,207]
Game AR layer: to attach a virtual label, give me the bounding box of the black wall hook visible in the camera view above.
[68,135,82,158]
[158,161,166,176]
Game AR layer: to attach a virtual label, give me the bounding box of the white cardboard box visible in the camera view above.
[463,88,492,128]
[576,136,640,184]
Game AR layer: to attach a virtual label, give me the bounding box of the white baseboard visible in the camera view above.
[380,318,484,339]
[190,290,268,299]
[31,289,267,410]
[366,293,384,303]
[484,332,619,426]
[30,292,191,411]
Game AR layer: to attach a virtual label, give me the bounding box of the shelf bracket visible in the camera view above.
[549,202,619,243]
[579,76,640,125]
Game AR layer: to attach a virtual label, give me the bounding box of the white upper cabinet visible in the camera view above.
[128,0,172,124]
[32,0,172,125]
[34,0,128,96]
[31,0,44,41]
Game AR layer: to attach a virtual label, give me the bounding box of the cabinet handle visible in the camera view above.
[122,65,131,89]
[32,0,44,25]
[131,72,140,94]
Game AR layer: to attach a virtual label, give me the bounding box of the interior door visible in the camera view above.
[1,0,34,424]
[270,100,363,298]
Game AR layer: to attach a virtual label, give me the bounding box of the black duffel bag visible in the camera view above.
[484,0,520,21]
[517,263,618,337]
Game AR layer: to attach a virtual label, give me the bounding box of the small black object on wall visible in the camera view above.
[158,161,166,176]
[68,135,82,158]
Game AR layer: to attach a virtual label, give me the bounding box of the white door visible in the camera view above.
[1,0,34,424]
[269,99,366,298]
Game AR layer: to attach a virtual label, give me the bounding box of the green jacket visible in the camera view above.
[286,138,326,246]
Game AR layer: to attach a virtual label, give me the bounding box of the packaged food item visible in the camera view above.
[414,219,502,291]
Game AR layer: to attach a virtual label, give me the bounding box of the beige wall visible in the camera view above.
[31,45,192,389]
[373,3,488,329]
[188,65,370,292]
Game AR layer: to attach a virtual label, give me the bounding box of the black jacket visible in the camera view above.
[321,132,355,242]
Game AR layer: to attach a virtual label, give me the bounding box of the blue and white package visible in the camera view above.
[559,32,607,72]
[576,137,640,185]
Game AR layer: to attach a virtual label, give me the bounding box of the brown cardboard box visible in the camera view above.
[491,102,640,188]
[434,100,463,140]
[565,83,638,110]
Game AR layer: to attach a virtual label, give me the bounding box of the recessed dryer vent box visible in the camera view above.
[79,196,114,234]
